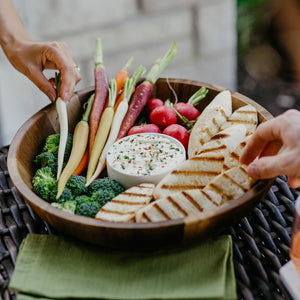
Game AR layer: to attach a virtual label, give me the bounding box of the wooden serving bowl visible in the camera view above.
[7,78,274,249]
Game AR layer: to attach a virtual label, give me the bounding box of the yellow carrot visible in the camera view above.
[86,79,117,183]
[56,94,94,199]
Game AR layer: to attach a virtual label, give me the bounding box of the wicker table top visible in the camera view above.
[0,145,297,300]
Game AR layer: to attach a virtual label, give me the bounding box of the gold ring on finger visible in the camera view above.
[74,64,80,71]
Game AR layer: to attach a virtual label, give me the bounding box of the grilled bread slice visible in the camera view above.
[193,124,247,156]
[203,166,256,204]
[153,152,225,200]
[136,188,222,223]
[188,90,232,158]
[221,104,258,135]
[95,183,155,222]
[136,166,255,223]
[223,135,252,171]
[153,124,247,200]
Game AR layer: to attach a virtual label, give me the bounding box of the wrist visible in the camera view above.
[1,34,32,62]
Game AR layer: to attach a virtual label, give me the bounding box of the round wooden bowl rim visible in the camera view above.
[7,78,274,233]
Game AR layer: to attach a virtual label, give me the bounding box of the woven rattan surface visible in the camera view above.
[0,146,297,300]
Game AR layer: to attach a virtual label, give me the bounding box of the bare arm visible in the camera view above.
[0,0,81,102]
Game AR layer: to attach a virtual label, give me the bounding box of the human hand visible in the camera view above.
[3,40,81,102]
[240,109,300,188]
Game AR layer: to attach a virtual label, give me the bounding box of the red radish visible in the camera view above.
[150,106,177,129]
[117,42,177,139]
[128,124,161,135]
[89,38,109,157]
[173,102,200,121]
[146,98,164,115]
[163,124,189,149]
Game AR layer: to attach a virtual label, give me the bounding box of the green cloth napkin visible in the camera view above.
[9,234,236,300]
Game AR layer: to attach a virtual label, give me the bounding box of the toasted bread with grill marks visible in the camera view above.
[203,166,256,204]
[223,135,252,171]
[188,90,232,158]
[153,125,247,200]
[192,124,247,156]
[95,183,155,222]
[136,166,255,223]
[153,152,225,200]
[221,104,258,135]
[136,188,222,223]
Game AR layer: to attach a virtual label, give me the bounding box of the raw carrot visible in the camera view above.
[113,63,141,112]
[86,79,117,183]
[113,86,135,112]
[117,42,177,140]
[103,56,134,110]
[55,72,69,180]
[115,56,134,94]
[86,65,146,185]
[72,148,88,175]
[56,93,94,199]
[88,38,109,159]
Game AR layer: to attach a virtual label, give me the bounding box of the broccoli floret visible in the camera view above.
[88,177,124,197]
[74,195,101,217]
[32,168,73,203]
[66,175,88,197]
[42,133,73,162]
[75,201,101,218]
[32,167,57,202]
[42,133,60,156]
[91,189,115,207]
[51,201,76,214]
[75,195,92,205]
[34,152,58,175]
[63,133,73,162]
[50,186,74,203]
[74,190,115,218]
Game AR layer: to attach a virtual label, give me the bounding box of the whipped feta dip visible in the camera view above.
[107,133,185,176]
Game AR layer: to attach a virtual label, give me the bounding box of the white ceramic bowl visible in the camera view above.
[106,133,186,189]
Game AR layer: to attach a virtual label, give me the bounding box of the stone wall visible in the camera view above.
[0,0,237,146]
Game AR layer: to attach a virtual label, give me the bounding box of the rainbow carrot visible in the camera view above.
[72,149,88,175]
[57,93,94,198]
[88,38,109,158]
[117,42,177,139]
[86,79,117,183]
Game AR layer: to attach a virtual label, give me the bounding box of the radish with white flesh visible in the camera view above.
[85,65,146,186]
[88,38,109,158]
[116,42,177,139]
[55,72,69,180]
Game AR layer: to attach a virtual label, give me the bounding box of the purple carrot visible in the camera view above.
[89,38,109,157]
[116,42,177,139]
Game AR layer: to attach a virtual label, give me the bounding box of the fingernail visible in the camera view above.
[247,163,259,178]
[63,92,70,103]
[48,93,55,103]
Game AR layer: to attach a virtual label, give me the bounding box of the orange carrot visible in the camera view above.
[115,57,134,94]
[103,57,134,110]
[114,86,135,112]
[113,63,144,112]
[73,149,88,175]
